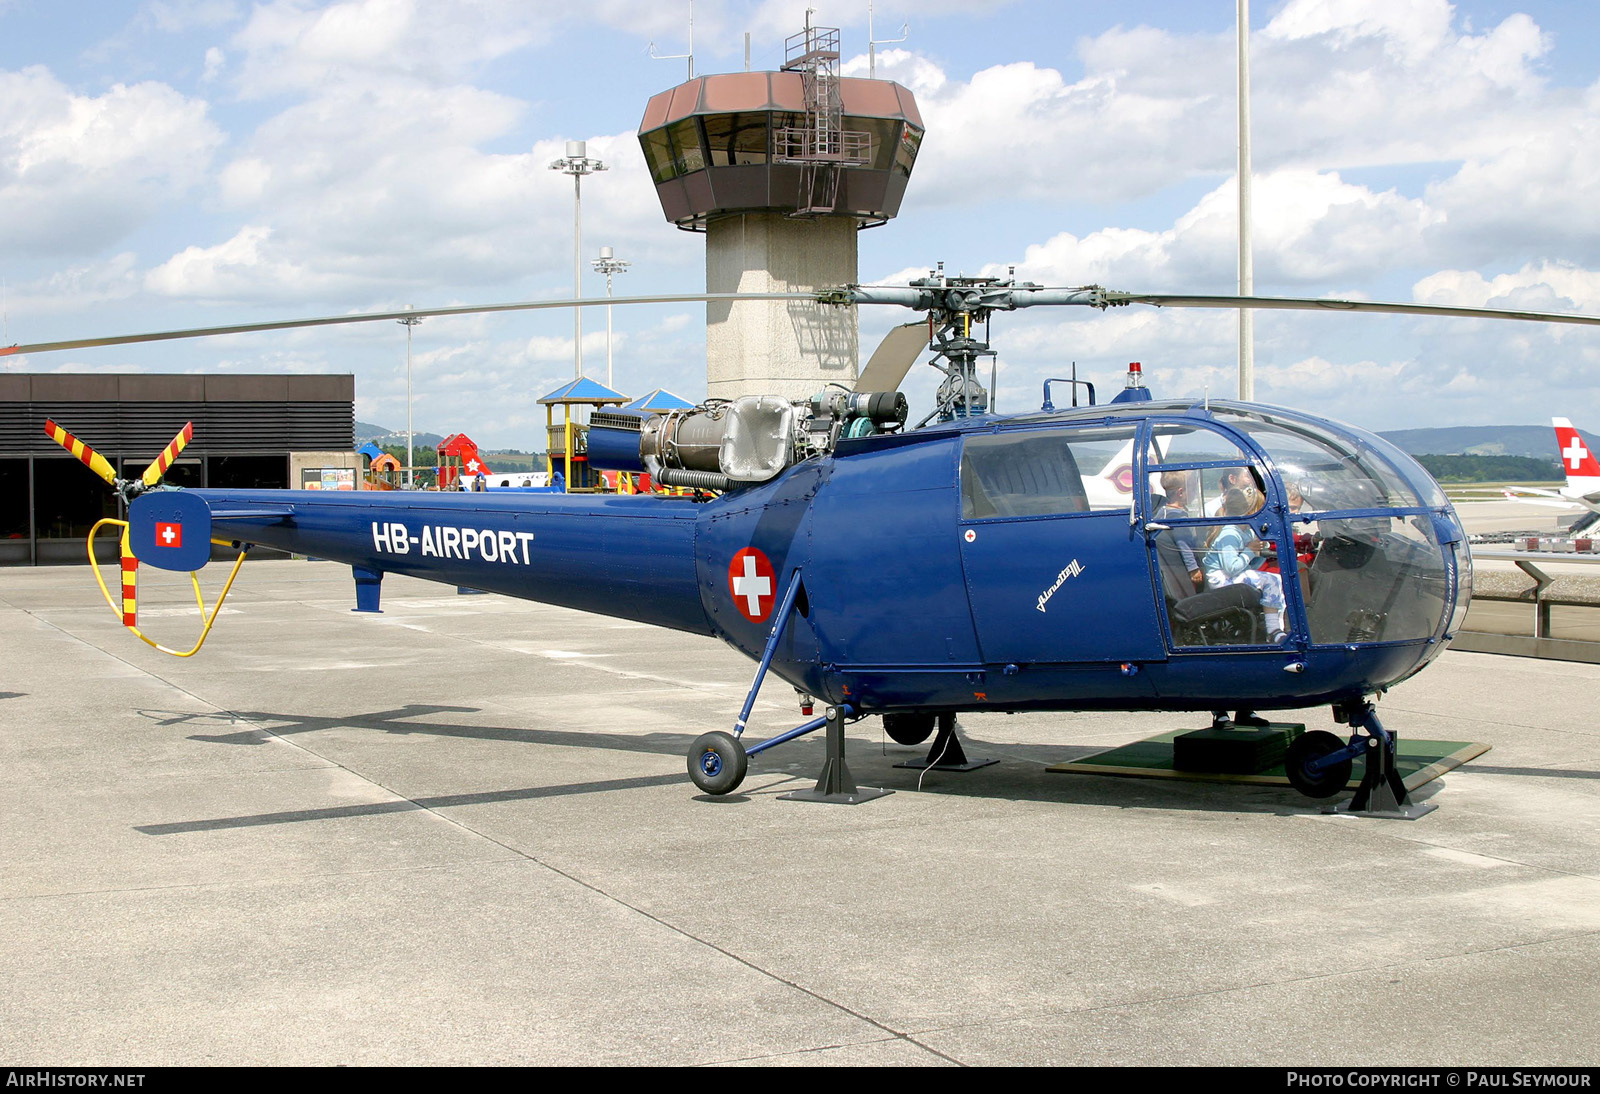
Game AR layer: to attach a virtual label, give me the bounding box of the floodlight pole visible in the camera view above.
[550,142,607,379]
[398,310,421,488]
[592,247,632,390]
[1237,0,1255,400]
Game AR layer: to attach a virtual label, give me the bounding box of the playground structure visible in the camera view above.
[436,433,492,492]
[356,443,403,490]
[539,378,628,493]
[355,384,694,495]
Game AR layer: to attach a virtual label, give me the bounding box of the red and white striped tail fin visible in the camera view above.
[1553,417,1600,496]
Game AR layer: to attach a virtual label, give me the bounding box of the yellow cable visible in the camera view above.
[87,519,250,657]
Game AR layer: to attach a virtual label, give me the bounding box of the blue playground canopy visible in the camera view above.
[537,377,628,404]
[623,388,694,412]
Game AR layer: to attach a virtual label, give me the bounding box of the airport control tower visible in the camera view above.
[638,23,922,401]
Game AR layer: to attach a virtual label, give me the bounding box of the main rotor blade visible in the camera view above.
[0,293,821,357]
[1099,291,1600,327]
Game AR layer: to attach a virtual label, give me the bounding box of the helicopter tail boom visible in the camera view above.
[140,488,714,636]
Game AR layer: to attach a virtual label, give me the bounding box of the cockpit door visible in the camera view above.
[1141,421,1292,650]
[957,425,1166,665]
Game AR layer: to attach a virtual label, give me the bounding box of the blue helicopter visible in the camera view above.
[21,275,1600,814]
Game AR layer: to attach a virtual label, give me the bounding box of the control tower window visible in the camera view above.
[895,125,923,176]
[642,128,676,183]
[666,119,706,176]
[703,113,769,166]
[845,117,899,171]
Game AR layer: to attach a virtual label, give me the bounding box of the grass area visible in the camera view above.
[1443,481,1562,502]
[481,452,544,473]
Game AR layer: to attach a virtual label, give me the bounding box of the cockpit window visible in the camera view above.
[1299,512,1450,644]
[1212,411,1451,645]
[1213,413,1422,512]
[961,426,1138,518]
[1146,424,1261,518]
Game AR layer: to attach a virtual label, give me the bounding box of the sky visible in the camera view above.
[4,0,1600,449]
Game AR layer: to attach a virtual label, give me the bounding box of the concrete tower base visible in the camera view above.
[706,214,859,403]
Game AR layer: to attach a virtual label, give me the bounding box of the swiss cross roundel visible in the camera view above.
[728,547,777,623]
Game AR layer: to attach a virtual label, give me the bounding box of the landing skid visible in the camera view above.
[893,713,998,773]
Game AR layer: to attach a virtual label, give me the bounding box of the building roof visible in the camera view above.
[538,377,628,405]
[640,73,921,130]
[623,389,694,412]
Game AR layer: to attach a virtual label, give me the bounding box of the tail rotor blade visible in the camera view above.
[142,422,194,488]
[44,419,118,487]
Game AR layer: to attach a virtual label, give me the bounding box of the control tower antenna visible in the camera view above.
[647,0,695,80]
[868,1,909,80]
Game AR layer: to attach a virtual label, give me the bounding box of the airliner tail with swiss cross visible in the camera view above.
[1503,418,1600,525]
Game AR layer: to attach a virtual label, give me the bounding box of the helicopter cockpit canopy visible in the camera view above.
[1184,405,1467,651]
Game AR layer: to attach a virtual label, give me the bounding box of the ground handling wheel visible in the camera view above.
[882,712,936,746]
[1284,729,1355,799]
[688,731,748,795]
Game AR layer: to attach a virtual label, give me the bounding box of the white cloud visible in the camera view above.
[869,2,1557,216]
[154,70,683,304]
[144,224,355,300]
[1415,262,1600,314]
[203,46,226,81]
[0,67,223,258]
[999,170,1440,290]
[230,0,549,97]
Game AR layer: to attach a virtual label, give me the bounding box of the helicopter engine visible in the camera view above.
[588,389,908,492]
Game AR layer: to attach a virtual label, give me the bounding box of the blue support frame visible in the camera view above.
[732,570,805,738]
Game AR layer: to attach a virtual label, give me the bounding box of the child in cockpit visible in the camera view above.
[1203,486,1287,641]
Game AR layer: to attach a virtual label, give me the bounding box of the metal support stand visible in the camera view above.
[352,566,383,613]
[1328,702,1435,820]
[780,703,892,805]
[893,713,998,772]
[1515,559,1554,639]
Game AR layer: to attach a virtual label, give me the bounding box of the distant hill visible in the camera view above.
[1377,425,1600,460]
[355,420,444,448]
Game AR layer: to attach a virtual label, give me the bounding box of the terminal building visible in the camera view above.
[0,373,355,564]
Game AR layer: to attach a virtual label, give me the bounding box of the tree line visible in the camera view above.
[1412,454,1564,483]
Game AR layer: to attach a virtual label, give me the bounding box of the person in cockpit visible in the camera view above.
[1203,485,1287,639]
[1204,485,1290,733]
[1155,469,1203,592]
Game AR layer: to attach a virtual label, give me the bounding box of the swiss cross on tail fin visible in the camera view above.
[1553,417,1600,484]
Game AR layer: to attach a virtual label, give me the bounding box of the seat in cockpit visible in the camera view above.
[1152,529,1266,647]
